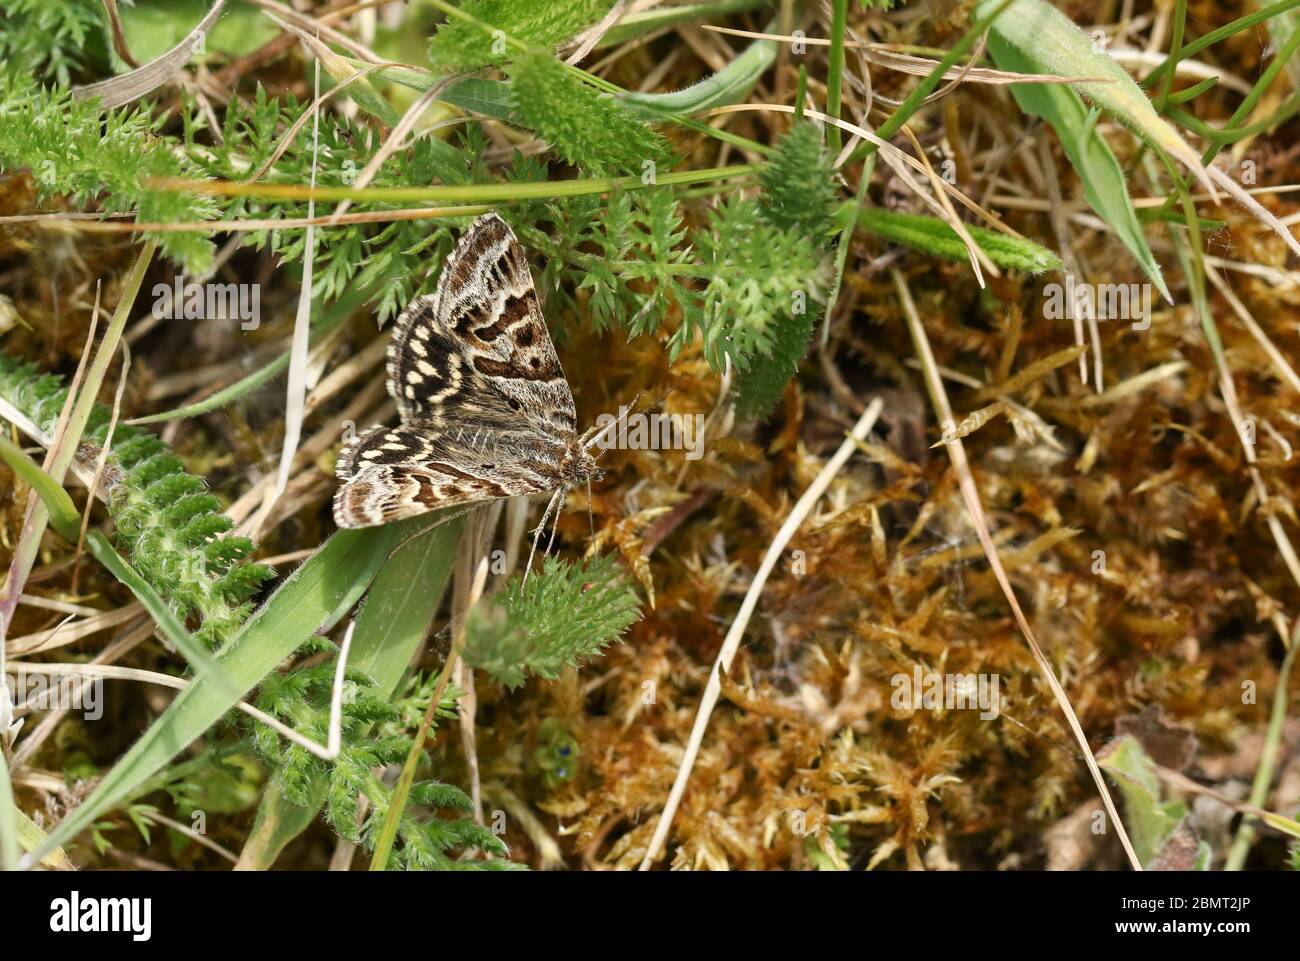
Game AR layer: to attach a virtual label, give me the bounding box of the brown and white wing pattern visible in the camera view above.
[335,212,588,530]
[385,212,578,438]
[332,424,564,528]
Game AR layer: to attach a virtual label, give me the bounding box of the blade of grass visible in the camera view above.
[984,33,1171,301]
[0,750,16,871]
[848,205,1062,273]
[369,517,488,873]
[27,518,427,867]
[236,517,462,869]
[1226,621,1298,869]
[980,0,1300,260]
[14,806,74,870]
[826,0,848,155]
[619,30,778,117]
[639,399,885,868]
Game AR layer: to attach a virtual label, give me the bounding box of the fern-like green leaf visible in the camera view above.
[428,0,615,71]
[508,51,673,176]
[464,554,642,689]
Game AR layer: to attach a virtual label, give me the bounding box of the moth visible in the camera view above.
[333,212,604,558]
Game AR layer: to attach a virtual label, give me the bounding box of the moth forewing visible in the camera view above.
[333,213,600,552]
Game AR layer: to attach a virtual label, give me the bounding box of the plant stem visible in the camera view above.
[826,0,847,155]
[1226,621,1300,869]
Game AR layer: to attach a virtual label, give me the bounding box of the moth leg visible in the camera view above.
[544,486,566,556]
[523,487,564,584]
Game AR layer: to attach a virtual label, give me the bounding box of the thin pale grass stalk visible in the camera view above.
[74,342,130,585]
[143,810,237,863]
[639,397,884,869]
[9,626,355,763]
[11,618,153,767]
[326,76,459,226]
[702,24,1103,86]
[369,545,490,870]
[890,267,1143,871]
[15,596,101,617]
[899,123,998,283]
[1203,265,1300,396]
[483,782,565,870]
[915,369,1064,451]
[260,58,322,537]
[6,605,144,658]
[565,0,633,64]
[1226,620,1299,869]
[153,163,760,206]
[27,205,494,235]
[246,0,384,64]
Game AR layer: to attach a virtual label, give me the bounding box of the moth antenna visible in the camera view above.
[583,393,642,451]
[586,476,595,539]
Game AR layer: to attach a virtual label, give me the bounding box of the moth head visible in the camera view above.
[566,442,605,486]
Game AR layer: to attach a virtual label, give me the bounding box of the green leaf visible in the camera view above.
[1098,734,1189,867]
[852,206,1062,274]
[985,33,1171,301]
[464,554,642,689]
[975,0,1208,178]
[619,31,777,118]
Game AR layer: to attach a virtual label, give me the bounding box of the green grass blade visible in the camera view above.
[850,205,1062,273]
[15,805,74,870]
[619,31,777,118]
[0,752,17,871]
[236,517,462,869]
[29,519,423,864]
[0,434,80,534]
[976,0,1209,179]
[985,32,1171,301]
